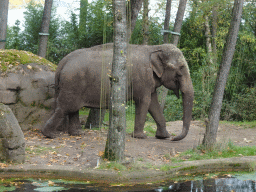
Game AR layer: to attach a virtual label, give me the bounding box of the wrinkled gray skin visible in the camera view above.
[42,43,194,141]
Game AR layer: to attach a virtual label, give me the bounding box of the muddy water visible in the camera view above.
[1,172,256,192]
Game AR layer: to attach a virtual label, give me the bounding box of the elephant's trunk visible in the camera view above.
[172,85,194,141]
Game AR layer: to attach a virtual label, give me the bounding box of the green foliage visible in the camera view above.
[164,94,183,121]
[6,20,21,50]
[223,88,256,121]
[130,16,163,45]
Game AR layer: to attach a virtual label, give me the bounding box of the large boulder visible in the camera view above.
[0,104,25,163]
[0,50,57,131]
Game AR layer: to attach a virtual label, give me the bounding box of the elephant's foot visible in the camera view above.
[68,128,85,136]
[41,128,59,139]
[155,129,171,139]
[131,132,147,139]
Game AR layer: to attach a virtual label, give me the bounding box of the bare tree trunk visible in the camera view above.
[163,0,172,43]
[170,0,187,46]
[38,0,53,58]
[130,0,143,32]
[0,0,9,49]
[204,15,213,65]
[159,0,187,110]
[203,0,244,150]
[212,5,218,64]
[105,0,127,161]
[142,0,149,45]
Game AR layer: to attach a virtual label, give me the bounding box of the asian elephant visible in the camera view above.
[42,43,194,141]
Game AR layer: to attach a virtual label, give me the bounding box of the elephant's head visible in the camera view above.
[150,44,194,141]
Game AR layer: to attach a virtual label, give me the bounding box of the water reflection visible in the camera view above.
[164,177,256,192]
[1,174,256,192]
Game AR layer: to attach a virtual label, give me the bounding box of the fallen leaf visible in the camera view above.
[98,151,104,157]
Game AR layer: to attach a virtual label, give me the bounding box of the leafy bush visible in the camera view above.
[164,94,183,121]
[233,87,256,121]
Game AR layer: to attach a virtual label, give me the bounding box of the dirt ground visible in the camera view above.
[23,121,256,169]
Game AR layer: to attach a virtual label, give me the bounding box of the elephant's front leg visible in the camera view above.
[68,111,84,136]
[133,97,151,139]
[148,92,171,139]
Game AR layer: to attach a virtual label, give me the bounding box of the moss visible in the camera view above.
[0,49,57,72]
[181,166,198,171]
[232,163,242,168]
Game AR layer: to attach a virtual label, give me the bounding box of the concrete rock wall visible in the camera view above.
[0,104,25,163]
[0,63,55,130]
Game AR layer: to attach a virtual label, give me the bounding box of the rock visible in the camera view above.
[0,63,56,131]
[0,104,25,163]
[0,90,17,104]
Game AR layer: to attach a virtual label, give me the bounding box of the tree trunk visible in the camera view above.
[170,0,187,46]
[142,0,149,45]
[0,0,9,49]
[130,0,143,32]
[105,0,127,161]
[127,0,143,39]
[159,0,187,110]
[38,0,53,58]
[212,5,218,64]
[163,0,172,44]
[202,0,244,150]
[204,15,213,65]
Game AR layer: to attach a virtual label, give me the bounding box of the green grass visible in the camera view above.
[171,141,256,163]
[98,161,127,171]
[220,120,256,129]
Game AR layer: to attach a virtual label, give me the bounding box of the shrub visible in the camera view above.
[234,87,256,121]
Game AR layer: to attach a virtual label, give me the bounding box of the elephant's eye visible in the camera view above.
[179,65,184,70]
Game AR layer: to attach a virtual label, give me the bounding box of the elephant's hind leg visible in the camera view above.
[68,111,84,136]
[42,107,66,138]
[148,92,171,139]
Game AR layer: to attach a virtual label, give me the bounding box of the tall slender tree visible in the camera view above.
[104,0,127,161]
[170,0,187,45]
[38,0,53,58]
[163,0,172,44]
[203,0,244,150]
[159,0,187,110]
[0,0,9,49]
[142,0,149,45]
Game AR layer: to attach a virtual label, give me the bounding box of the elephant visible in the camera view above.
[42,43,194,141]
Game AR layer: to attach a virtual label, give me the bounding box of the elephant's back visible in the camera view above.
[57,47,113,108]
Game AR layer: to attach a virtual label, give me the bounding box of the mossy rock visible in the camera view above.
[0,49,57,73]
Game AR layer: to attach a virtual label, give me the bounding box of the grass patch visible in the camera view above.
[0,49,57,72]
[220,120,256,129]
[171,141,256,163]
[98,161,127,171]
[160,164,181,171]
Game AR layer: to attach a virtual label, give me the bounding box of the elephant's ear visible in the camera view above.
[150,50,165,78]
